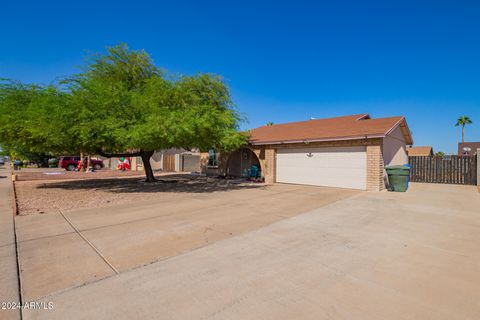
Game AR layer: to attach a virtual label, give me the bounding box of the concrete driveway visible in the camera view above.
[21,182,480,320]
[15,182,358,302]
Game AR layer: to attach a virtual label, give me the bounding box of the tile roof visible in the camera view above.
[406,146,433,156]
[249,114,412,145]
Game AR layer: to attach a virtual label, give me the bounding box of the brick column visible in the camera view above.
[366,143,385,191]
[199,153,209,174]
[264,148,276,184]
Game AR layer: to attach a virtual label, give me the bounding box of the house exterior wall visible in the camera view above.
[382,126,408,166]
[256,139,384,191]
[147,149,201,172]
[200,152,229,176]
[150,152,163,171]
[200,138,387,191]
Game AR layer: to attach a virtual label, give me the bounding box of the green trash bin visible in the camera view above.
[386,165,410,192]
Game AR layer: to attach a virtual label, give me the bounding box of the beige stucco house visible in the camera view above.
[103,149,201,173]
[201,113,413,191]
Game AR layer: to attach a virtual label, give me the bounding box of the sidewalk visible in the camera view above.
[0,166,21,320]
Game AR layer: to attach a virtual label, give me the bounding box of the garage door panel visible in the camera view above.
[276,147,366,190]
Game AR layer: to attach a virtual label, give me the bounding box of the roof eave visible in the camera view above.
[386,116,413,145]
[249,134,386,146]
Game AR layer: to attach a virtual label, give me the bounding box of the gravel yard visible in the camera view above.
[15,172,263,215]
[14,168,145,181]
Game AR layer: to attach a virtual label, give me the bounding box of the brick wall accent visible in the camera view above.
[263,148,276,184]
[366,143,385,191]
[199,153,209,174]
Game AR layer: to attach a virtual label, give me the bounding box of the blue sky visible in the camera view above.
[1,0,479,153]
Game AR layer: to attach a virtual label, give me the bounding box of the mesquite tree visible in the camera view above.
[0,44,247,181]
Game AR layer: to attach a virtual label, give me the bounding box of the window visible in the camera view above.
[208,149,218,167]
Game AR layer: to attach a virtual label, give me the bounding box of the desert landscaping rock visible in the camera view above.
[14,173,260,215]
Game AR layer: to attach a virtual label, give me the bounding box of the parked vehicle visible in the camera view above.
[59,156,104,171]
[0,156,5,165]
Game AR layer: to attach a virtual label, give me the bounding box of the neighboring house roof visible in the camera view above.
[407,146,433,156]
[249,113,413,145]
[458,142,480,156]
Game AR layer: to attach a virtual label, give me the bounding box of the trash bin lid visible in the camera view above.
[386,170,410,176]
[386,165,410,175]
[385,165,409,170]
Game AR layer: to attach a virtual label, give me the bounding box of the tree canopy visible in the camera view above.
[0,44,247,181]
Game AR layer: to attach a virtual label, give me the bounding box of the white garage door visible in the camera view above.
[276,146,367,190]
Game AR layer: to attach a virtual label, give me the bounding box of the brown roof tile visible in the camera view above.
[249,114,412,145]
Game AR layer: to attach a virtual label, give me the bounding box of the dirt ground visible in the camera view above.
[15,172,263,215]
[14,167,144,181]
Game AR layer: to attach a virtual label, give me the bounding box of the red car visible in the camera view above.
[59,156,104,171]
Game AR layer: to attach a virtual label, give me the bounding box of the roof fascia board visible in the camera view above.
[384,116,413,145]
[249,134,386,146]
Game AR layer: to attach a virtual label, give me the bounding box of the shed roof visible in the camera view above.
[406,146,433,156]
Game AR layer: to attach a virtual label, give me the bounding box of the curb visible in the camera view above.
[11,176,18,216]
[10,169,23,319]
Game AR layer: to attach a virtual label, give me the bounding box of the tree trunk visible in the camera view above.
[87,154,92,171]
[140,150,155,182]
[80,151,85,171]
[462,125,465,143]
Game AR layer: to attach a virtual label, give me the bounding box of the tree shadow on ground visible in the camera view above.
[36,174,265,194]
[0,176,7,179]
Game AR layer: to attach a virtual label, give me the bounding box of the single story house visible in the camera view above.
[406,146,434,156]
[103,149,201,172]
[149,149,201,172]
[201,113,413,191]
[458,142,480,156]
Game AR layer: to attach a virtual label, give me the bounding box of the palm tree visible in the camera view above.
[455,116,473,143]
[266,121,274,126]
